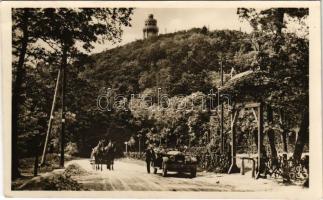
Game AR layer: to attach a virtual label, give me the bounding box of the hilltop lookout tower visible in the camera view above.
[143,14,159,39]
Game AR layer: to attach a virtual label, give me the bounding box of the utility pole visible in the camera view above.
[124,142,128,153]
[137,134,142,155]
[220,57,224,154]
[40,69,61,166]
[139,138,141,155]
[60,45,67,168]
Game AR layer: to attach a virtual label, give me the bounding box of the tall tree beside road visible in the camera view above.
[237,8,309,162]
[12,8,43,180]
[12,8,134,179]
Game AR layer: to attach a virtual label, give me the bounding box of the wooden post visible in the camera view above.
[251,159,255,178]
[240,157,255,178]
[40,69,61,166]
[228,109,240,174]
[241,158,245,175]
[256,103,264,178]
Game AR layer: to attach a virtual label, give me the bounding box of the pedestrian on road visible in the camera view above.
[145,146,154,173]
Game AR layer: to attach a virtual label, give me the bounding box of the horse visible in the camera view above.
[91,140,117,171]
[104,141,116,170]
[90,147,96,169]
[92,140,105,171]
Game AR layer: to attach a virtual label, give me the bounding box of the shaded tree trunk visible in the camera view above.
[279,109,288,152]
[267,128,278,160]
[266,105,278,160]
[281,129,288,152]
[293,109,309,162]
[59,28,73,168]
[33,134,40,176]
[12,9,30,180]
[274,8,285,35]
[267,105,273,122]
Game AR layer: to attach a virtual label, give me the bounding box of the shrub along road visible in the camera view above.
[66,158,304,191]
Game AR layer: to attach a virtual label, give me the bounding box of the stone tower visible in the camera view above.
[143,14,159,39]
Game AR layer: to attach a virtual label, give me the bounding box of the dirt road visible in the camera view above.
[67,158,304,191]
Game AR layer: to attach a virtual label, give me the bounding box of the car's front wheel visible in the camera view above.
[162,163,168,177]
[190,168,197,178]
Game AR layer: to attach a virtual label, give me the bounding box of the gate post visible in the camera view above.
[228,109,240,174]
[241,158,245,175]
[256,102,264,178]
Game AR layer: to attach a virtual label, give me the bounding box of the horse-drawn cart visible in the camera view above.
[91,140,116,171]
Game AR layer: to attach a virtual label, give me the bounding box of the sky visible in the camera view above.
[92,8,253,53]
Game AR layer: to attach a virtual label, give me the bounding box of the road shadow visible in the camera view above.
[154,172,196,179]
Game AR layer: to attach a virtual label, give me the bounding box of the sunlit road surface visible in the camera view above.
[67,158,304,192]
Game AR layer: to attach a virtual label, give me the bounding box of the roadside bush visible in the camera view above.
[65,142,79,156]
[124,152,145,161]
[18,164,89,191]
[18,170,83,191]
[64,163,88,176]
[42,173,82,191]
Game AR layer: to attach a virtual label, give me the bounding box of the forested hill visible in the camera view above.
[67,27,256,155]
[82,28,253,97]
[77,26,308,157]
[66,25,307,156]
[17,26,308,159]
[18,27,257,158]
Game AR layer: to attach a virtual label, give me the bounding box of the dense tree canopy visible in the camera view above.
[12,8,133,178]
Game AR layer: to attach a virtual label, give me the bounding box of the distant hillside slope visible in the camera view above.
[82,28,254,98]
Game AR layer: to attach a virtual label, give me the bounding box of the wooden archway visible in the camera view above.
[227,102,264,178]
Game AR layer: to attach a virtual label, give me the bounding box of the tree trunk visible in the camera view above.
[293,109,309,162]
[12,10,30,180]
[267,128,278,159]
[274,8,285,35]
[281,129,288,152]
[267,105,273,122]
[267,105,278,161]
[33,135,40,176]
[279,109,288,152]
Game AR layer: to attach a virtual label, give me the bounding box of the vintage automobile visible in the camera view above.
[152,149,197,178]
